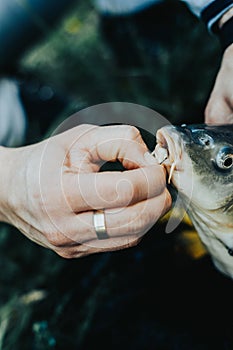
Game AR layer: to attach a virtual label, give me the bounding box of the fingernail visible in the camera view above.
[144,151,159,165]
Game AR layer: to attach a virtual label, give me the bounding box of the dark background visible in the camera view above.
[1,1,233,349]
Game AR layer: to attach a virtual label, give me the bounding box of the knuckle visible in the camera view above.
[131,183,141,203]
[78,124,98,133]
[129,192,171,233]
[56,248,90,259]
[127,236,141,248]
[156,166,167,190]
[129,210,149,235]
[140,166,167,198]
[47,232,70,248]
[127,182,139,203]
[55,249,74,259]
[118,236,141,250]
[117,175,137,204]
[164,189,172,210]
[159,189,172,217]
[124,125,140,140]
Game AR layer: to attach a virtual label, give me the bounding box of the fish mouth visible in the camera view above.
[153,126,184,183]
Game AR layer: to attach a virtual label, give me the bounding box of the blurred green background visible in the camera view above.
[18,0,221,137]
[1,1,233,349]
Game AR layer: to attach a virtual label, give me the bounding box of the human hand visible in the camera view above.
[0,124,171,258]
[205,44,233,124]
[205,8,233,125]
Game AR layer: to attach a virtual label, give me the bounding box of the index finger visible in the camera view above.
[68,124,156,170]
[63,164,166,212]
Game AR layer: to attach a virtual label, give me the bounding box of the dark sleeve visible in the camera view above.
[201,0,233,52]
[200,0,233,32]
[181,0,233,51]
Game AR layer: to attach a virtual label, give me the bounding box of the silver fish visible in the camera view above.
[154,124,233,279]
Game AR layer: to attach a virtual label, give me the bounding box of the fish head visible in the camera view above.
[155,124,233,278]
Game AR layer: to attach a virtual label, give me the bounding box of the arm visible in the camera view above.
[0,124,171,258]
[181,0,233,30]
[181,1,233,124]
[205,6,233,124]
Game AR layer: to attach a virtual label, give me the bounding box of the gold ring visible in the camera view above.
[93,209,108,240]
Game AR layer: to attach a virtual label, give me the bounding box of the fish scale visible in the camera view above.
[154,124,233,279]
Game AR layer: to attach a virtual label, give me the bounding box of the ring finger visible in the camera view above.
[62,188,171,250]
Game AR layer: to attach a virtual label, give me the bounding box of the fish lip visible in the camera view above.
[155,125,183,167]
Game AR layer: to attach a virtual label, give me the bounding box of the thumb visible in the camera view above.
[205,94,233,124]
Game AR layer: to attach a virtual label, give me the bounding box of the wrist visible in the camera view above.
[0,146,13,222]
[217,10,233,52]
[219,7,233,28]
[0,146,25,224]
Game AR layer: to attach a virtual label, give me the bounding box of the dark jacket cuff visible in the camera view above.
[217,16,233,51]
[201,0,233,32]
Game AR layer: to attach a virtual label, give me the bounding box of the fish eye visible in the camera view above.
[197,134,214,148]
[215,147,233,170]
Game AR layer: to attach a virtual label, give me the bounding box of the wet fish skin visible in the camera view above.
[155,124,233,278]
[175,124,233,187]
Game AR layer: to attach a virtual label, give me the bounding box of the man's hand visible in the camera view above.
[0,124,171,258]
[205,44,233,124]
[205,8,233,125]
